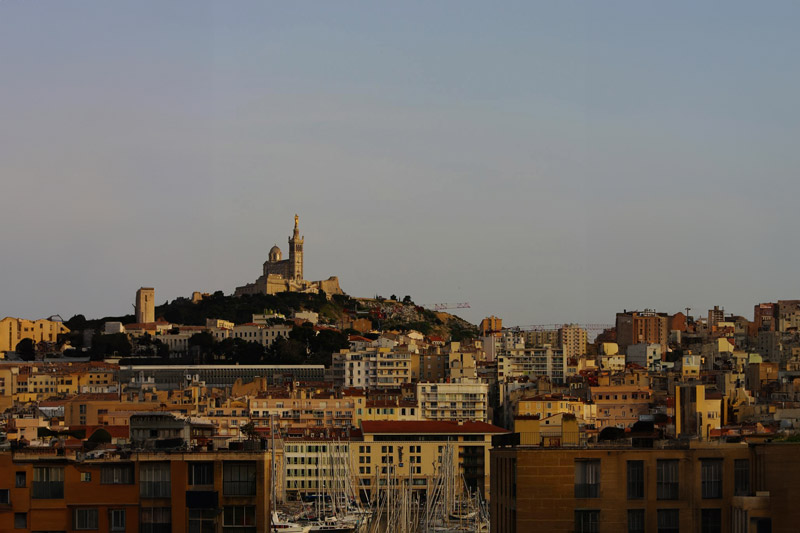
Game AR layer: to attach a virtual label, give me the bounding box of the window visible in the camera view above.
[81,472,92,482]
[223,505,256,532]
[189,462,214,486]
[575,460,600,498]
[223,462,256,496]
[140,463,171,498]
[0,489,9,504]
[627,509,645,533]
[189,509,216,533]
[14,513,26,529]
[657,509,679,533]
[141,507,171,533]
[110,509,126,532]
[32,466,64,499]
[701,508,721,533]
[656,460,679,500]
[15,471,26,488]
[102,464,134,484]
[734,459,750,496]
[701,459,723,499]
[74,508,99,530]
[574,510,599,533]
[627,461,644,499]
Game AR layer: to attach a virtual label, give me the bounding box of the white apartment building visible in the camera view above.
[417,379,489,422]
[333,348,411,389]
[497,344,567,384]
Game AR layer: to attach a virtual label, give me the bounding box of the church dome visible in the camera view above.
[268,245,282,262]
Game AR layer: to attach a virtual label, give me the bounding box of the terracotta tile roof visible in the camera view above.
[38,400,69,407]
[361,420,509,435]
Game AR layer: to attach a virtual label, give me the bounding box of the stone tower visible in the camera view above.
[135,287,155,324]
[288,214,304,281]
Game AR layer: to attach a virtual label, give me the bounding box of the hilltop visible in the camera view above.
[66,291,477,342]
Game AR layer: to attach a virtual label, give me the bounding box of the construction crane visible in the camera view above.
[426,302,471,312]
[508,323,614,334]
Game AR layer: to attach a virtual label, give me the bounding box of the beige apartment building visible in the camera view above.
[334,348,412,389]
[248,390,357,432]
[559,324,588,358]
[359,420,508,498]
[417,379,489,422]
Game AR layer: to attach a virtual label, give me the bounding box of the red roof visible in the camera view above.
[361,420,509,435]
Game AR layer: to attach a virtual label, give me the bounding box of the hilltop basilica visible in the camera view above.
[234,215,343,297]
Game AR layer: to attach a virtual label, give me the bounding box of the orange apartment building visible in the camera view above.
[0,449,271,532]
[616,310,669,356]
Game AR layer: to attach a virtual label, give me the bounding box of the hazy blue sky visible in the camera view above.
[2,2,800,327]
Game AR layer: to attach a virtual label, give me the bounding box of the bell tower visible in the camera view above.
[288,214,304,281]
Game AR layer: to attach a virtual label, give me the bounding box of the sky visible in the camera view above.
[2,1,800,328]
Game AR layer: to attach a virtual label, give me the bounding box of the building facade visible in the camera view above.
[0,317,70,356]
[0,449,271,533]
[491,442,800,533]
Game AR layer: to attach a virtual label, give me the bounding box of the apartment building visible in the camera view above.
[0,449,271,532]
[491,441,799,533]
[417,379,489,422]
[333,348,412,389]
[589,385,652,429]
[559,324,588,358]
[675,384,724,440]
[616,310,669,355]
[248,390,357,432]
[283,439,351,498]
[498,344,567,384]
[359,420,508,498]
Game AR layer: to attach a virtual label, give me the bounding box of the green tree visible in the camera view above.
[267,336,307,364]
[15,338,36,361]
[189,331,216,363]
[241,421,259,441]
[65,314,88,331]
[90,333,132,360]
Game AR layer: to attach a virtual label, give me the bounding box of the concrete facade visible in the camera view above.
[491,442,800,533]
